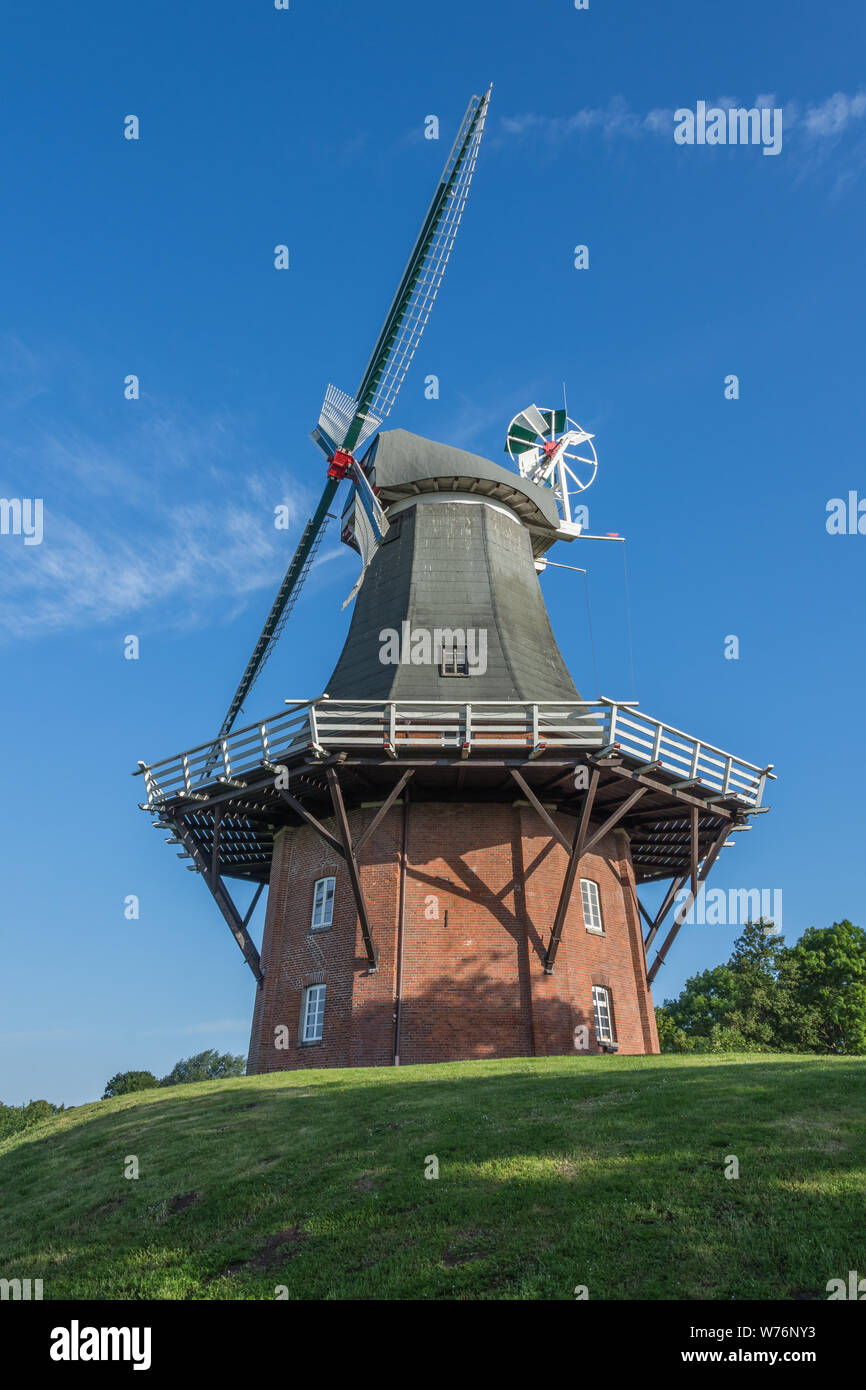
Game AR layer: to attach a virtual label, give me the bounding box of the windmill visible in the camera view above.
[209,88,492,756]
[137,84,774,1073]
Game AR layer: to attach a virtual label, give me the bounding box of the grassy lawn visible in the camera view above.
[1,1053,864,1300]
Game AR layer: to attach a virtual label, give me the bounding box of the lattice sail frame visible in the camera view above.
[316,88,492,458]
[359,90,491,429]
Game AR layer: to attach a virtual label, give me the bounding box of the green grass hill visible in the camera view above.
[2,1054,864,1300]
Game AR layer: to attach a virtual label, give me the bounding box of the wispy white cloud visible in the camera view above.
[786,91,866,195]
[797,90,866,138]
[495,89,866,188]
[499,95,670,144]
[0,347,352,642]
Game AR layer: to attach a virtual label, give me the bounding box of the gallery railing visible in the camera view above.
[136,697,773,811]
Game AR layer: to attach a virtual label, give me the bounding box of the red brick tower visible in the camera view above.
[250,803,658,1070]
[241,427,678,1070]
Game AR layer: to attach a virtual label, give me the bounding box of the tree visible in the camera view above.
[654,1008,692,1053]
[0,1099,64,1139]
[660,920,787,1049]
[778,920,866,1054]
[159,1049,246,1086]
[657,918,866,1055]
[102,1070,159,1099]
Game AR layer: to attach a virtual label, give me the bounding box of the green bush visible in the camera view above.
[102,1071,160,1099]
[159,1050,246,1086]
[0,1098,65,1139]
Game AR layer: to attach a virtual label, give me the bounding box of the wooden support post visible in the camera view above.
[543,768,599,973]
[354,769,415,855]
[325,765,378,972]
[690,805,700,901]
[174,822,264,984]
[509,769,571,852]
[647,824,731,984]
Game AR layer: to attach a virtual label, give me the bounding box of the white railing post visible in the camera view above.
[651,722,662,762]
[222,740,231,777]
[690,740,701,778]
[532,703,539,746]
[464,703,472,749]
[308,704,319,746]
[722,756,732,795]
[388,703,396,747]
[183,754,192,794]
[260,723,270,763]
[608,702,618,744]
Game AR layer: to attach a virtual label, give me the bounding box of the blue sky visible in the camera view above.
[1,0,864,1105]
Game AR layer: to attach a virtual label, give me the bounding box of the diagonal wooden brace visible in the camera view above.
[354,769,415,855]
[325,765,378,972]
[646,822,732,984]
[642,874,688,955]
[543,768,600,973]
[509,769,571,852]
[174,821,264,984]
[277,789,345,859]
[580,785,648,858]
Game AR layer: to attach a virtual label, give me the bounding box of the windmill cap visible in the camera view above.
[357,428,564,544]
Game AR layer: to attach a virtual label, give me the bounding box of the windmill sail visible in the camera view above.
[315,384,381,458]
[206,479,337,759]
[210,87,492,755]
[341,462,389,608]
[348,87,492,446]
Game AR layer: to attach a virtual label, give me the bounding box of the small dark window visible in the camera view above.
[440,645,469,676]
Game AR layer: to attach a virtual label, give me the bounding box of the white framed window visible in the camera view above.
[311,876,335,930]
[301,984,326,1044]
[592,985,614,1044]
[581,878,604,933]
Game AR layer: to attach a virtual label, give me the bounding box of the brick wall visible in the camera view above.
[247,799,659,1073]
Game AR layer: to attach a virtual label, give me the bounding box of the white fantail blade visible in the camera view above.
[516,450,543,477]
[562,428,594,448]
[516,404,550,438]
